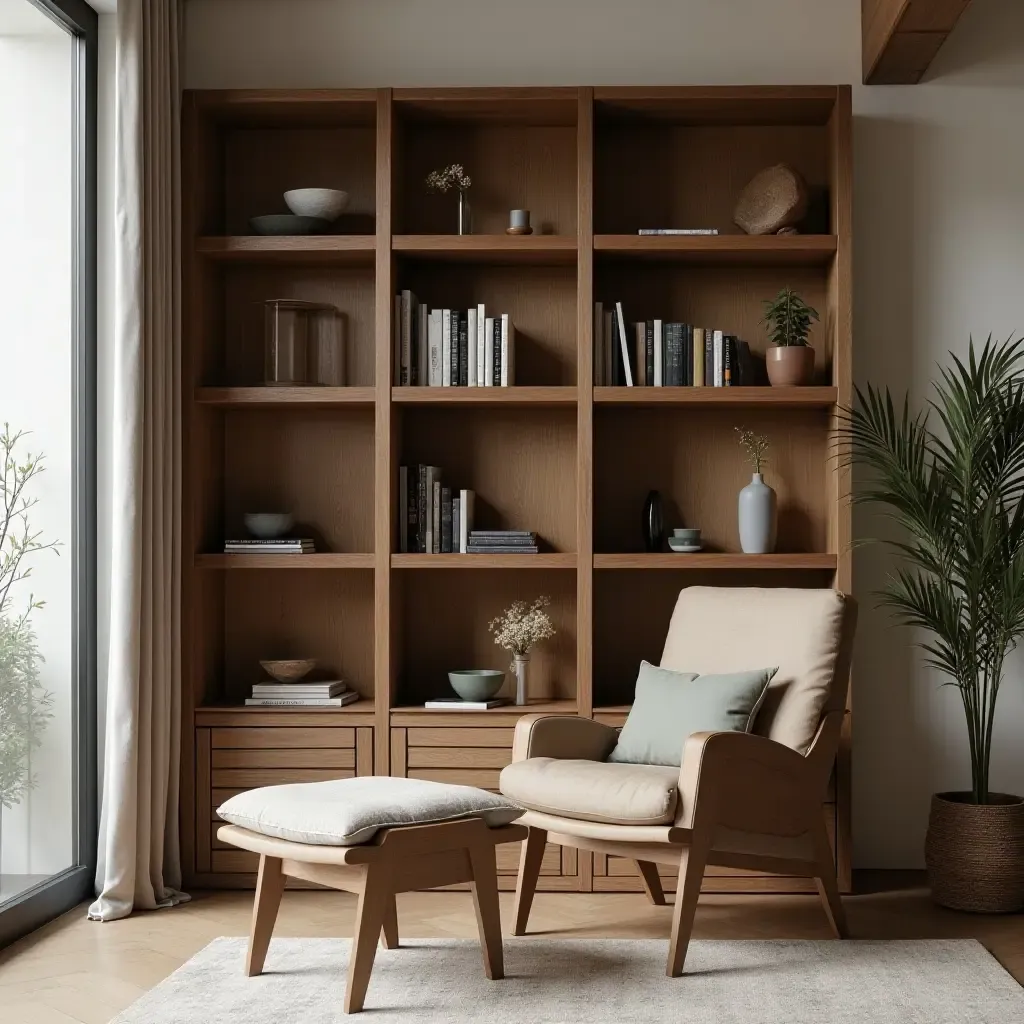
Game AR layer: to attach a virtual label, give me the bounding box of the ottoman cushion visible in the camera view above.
[217,775,524,846]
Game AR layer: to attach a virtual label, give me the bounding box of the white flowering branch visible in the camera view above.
[488,595,555,667]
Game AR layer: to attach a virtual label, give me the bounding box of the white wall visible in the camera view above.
[181,0,1024,867]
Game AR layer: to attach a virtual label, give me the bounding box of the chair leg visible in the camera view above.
[380,894,399,950]
[666,836,710,978]
[344,866,391,1014]
[812,822,848,939]
[635,860,667,906]
[512,827,547,936]
[246,855,285,977]
[468,842,504,981]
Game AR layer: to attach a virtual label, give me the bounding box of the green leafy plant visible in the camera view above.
[840,336,1024,804]
[0,425,58,821]
[735,427,770,474]
[761,287,819,348]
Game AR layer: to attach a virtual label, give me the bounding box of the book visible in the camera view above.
[713,329,724,387]
[417,303,429,387]
[252,681,348,696]
[428,309,443,387]
[224,542,314,553]
[645,321,655,386]
[603,309,614,386]
[459,489,474,553]
[635,323,646,387]
[724,334,735,386]
[467,546,539,554]
[452,492,460,555]
[637,228,720,235]
[423,698,510,710]
[653,319,663,387]
[223,538,314,546]
[441,309,452,386]
[666,323,683,386]
[245,693,360,707]
[704,329,714,387]
[399,466,409,553]
[467,307,478,387]
[684,324,693,386]
[693,328,705,387]
[476,303,486,386]
[500,314,515,386]
[467,537,537,546]
[615,302,633,386]
[432,478,442,554]
[469,530,536,539]
[417,465,427,552]
[400,290,414,386]
[594,301,604,385]
[424,466,439,553]
[451,310,461,387]
[441,485,453,553]
[393,294,402,385]
[492,316,502,386]
[483,317,495,386]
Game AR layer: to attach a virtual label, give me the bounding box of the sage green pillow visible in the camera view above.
[607,661,778,767]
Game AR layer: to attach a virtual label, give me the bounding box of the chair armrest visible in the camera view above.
[676,730,816,836]
[511,714,618,762]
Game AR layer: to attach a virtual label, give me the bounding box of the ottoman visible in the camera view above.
[216,776,527,1014]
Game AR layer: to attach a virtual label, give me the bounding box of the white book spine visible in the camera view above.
[483,317,495,386]
[428,309,442,386]
[467,308,478,387]
[653,320,663,386]
[393,295,402,385]
[399,466,408,553]
[500,314,511,386]
[417,304,429,386]
[714,329,724,387]
[616,302,633,386]
[400,290,413,386]
[594,301,604,385]
[442,310,451,387]
[476,303,486,386]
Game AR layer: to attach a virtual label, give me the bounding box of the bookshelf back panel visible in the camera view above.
[396,262,577,386]
[221,127,377,235]
[595,262,831,380]
[396,123,577,236]
[396,569,577,706]
[594,123,829,235]
[398,406,577,553]
[219,265,376,388]
[593,569,837,707]
[223,408,375,554]
[594,407,830,554]
[222,569,375,704]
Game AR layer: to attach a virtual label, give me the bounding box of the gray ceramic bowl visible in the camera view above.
[672,528,702,544]
[284,188,350,221]
[244,512,294,539]
[448,669,505,702]
[249,214,330,235]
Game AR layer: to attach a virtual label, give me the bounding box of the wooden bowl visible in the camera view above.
[260,659,317,683]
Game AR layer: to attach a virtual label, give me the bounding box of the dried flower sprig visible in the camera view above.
[488,596,555,667]
[735,427,770,474]
[425,163,472,194]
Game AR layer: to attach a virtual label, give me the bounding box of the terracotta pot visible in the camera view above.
[924,792,1024,912]
[766,345,815,386]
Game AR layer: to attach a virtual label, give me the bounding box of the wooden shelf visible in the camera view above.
[595,234,837,265]
[594,386,837,407]
[391,699,577,726]
[392,386,576,406]
[594,553,838,570]
[195,703,376,727]
[196,553,375,569]
[195,387,376,408]
[391,553,576,570]
[195,235,376,264]
[393,234,577,264]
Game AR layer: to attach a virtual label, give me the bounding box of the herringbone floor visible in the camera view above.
[1,877,1021,1023]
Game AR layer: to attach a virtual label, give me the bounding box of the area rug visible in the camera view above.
[110,937,1024,1023]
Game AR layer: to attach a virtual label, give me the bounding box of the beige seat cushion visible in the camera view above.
[499,758,680,826]
[660,587,853,753]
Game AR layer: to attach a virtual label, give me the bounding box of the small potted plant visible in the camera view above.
[760,287,819,386]
[735,428,776,554]
[488,596,556,706]
[425,163,472,235]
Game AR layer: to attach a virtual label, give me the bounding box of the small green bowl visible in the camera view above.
[448,669,505,702]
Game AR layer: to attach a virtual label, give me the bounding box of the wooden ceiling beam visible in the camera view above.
[863,0,973,84]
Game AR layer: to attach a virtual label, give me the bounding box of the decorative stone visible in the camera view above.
[777,226,799,236]
[733,164,809,236]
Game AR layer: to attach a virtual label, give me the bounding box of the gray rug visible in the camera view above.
[111,937,1024,1023]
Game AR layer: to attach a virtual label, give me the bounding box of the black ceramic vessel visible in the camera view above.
[642,489,665,552]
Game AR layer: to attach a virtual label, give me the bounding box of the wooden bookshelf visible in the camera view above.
[181,85,853,895]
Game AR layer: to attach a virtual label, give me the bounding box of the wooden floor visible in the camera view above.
[0,875,1022,1023]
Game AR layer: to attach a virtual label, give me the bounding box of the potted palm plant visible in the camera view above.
[761,287,818,386]
[842,336,1024,912]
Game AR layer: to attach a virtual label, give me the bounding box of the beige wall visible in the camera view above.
[181,0,1024,868]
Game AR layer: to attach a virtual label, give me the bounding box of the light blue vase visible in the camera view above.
[738,472,777,554]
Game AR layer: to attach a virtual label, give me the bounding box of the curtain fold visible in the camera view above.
[89,0,186,923]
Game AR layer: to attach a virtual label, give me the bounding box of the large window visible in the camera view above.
[0,0,96,947]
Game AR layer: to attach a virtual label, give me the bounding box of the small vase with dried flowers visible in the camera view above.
[735,427,777,554]
[488,596,556,706]
[425,163,473,235]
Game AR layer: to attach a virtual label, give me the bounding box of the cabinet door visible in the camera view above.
[196,724,374,880]
[391,726,579,891]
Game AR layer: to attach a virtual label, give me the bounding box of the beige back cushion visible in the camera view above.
[659,587,855,754]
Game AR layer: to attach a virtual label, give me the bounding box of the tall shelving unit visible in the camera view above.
[181,85,852,894]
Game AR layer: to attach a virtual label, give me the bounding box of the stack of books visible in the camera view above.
[393,291,516,387]
[594,301,753,387]
[424,697,510,710]
[245,679,359,707]
[468,530,539,555]
[398,465,475,554]
[224,538,315,555]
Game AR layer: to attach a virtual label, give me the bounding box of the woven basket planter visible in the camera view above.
[925,792,1024,912]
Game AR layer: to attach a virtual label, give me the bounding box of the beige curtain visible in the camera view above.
[89,0,186,922]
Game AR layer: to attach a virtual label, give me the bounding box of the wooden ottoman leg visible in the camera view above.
[345,865,391,1014]
[468,842,504,981]
[380,894,399,950]
[512,827,547,936]
[247,855,285,977]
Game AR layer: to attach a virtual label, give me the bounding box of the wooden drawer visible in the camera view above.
[211,747,355,770]
[211,727,355,749]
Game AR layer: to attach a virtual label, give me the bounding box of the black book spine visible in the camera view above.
[683,325,692,386]
[492,316,502,386]
[724,335,735,386]
[416,465,426,553]
[667,324,680,386]
[441,486,453,552]
[449,311,460,387]
[459,314,469,387]
[704,329,714,387]
[645,321,654,386]
[406,469,418,552]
